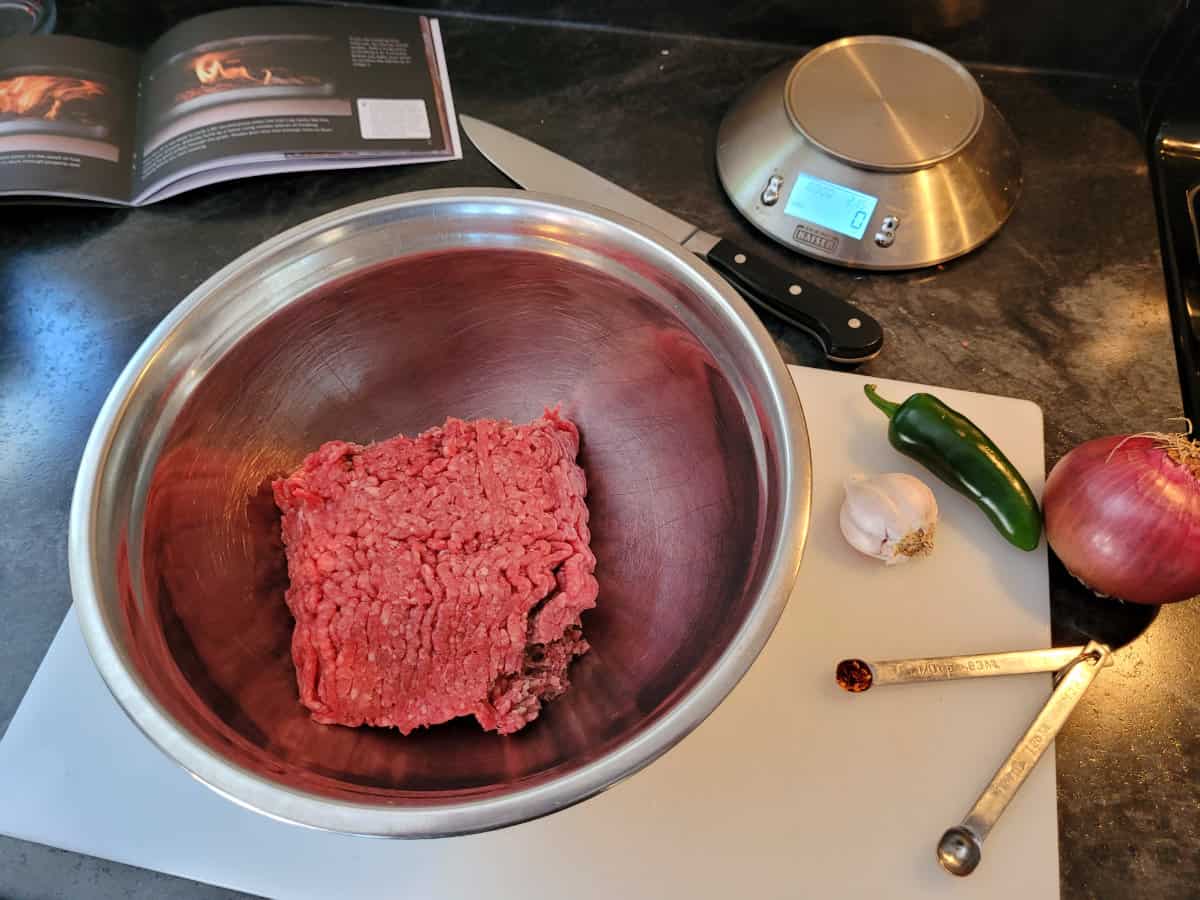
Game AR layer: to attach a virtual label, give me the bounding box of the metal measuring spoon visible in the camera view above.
[836,640,1114,876]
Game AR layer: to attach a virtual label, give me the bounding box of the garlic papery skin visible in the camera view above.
[839,473,938,565]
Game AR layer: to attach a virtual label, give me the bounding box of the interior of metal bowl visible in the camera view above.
[71,190,808,835]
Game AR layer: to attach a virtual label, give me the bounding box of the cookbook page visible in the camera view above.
[132,6,459,204]
[0,35,139,203]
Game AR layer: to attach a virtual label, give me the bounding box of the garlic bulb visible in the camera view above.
[839,473,938,565]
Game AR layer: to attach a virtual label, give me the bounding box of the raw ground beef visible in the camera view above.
[272,409,598,735]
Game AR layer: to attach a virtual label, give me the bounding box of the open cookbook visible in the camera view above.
[0,5,460,205]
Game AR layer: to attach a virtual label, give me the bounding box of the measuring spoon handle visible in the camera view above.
[937,641,1112,876]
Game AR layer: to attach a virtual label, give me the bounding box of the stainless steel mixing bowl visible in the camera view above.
[69,189,811,837]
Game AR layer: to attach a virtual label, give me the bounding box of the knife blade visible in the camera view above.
[459,114,883,363]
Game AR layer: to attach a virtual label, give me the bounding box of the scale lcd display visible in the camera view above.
[783,173,879,240]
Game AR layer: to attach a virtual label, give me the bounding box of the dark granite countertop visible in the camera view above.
[2,7,1198,899]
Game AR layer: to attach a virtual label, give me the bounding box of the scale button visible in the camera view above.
[875,214,900,247]
[761,174,784,205]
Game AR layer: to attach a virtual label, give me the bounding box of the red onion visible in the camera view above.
[1043,433,1200,604]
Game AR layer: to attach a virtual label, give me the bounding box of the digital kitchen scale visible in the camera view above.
[716,35,1022,270]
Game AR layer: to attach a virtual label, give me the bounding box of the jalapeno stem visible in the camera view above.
[864,384,900,418]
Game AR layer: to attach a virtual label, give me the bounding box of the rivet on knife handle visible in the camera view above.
[704,239,883,364]
[936,641,1112,877]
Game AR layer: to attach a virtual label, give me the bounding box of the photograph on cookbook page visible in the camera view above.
[0,35,139,203]
[131,6,458,204]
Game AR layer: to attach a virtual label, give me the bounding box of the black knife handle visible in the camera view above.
[707,239,883,363]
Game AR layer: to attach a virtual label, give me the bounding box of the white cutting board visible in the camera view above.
[0,366,1058,900]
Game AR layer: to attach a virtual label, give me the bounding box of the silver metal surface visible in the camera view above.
[785,37,983,172]
[164,82,338,122]
[0,0,55,37]
[682,230,720,257]
[460,114,706,247]
[0,117,108,139]
[69,189,811,838]
[716,38,1022,270]
[842,646,1095,689]
[937,641,1112,876]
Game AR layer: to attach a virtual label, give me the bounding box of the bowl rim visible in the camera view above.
[68,187,812,837]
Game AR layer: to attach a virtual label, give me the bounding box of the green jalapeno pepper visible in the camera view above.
[864,384,1042,551]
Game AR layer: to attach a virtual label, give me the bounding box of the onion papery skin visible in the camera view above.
[1044,435,1200,605]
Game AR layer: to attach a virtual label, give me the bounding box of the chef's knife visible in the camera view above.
[460,115,883,363]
